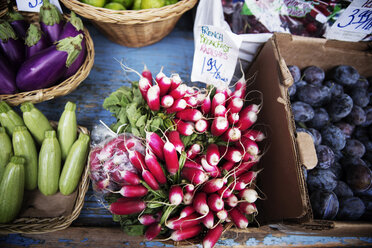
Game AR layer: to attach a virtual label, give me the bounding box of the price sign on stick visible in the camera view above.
[325,0,372,41]
[191,25,243,88]
[16,0,63,13]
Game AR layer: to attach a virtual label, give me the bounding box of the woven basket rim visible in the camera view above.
[0,10,95,106]
[60,0,198,24]
[0,122,90,234]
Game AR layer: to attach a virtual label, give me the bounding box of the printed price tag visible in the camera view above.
[325,0,371,41]
[16,0,63,13]
[191,25,243,88]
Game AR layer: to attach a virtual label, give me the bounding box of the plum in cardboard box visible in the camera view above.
[246,32,372,231]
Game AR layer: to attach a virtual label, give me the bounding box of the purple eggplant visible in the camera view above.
[16,34,84,92]
[0,20,25,68]
[0,55,17,94]
[25,24,50,59]
[59,11,86,78]
[39,0,64,43]
[6,10,29,39]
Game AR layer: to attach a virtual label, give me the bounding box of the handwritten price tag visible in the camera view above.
[16,0,63,13]
[191,25,243,88]
[325,0,371,41]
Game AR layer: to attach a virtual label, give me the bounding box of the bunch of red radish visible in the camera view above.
[88,65,266,248]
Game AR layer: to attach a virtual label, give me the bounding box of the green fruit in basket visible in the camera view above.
[140,0,165,9]
[112,0,134,9]
[133,0,142,10]
[165,0,177,5]
[81,0,107,7]
[104,2,126,10]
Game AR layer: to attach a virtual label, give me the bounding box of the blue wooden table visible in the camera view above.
[1,12,372,247]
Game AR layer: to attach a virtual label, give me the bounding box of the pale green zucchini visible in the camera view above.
[0,101,25,136]
[57,101,77,161]
[0,127,13,182]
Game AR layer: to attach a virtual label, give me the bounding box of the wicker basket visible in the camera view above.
[0,8,95,106]
[60,0,197,47]
[0,122,90,234]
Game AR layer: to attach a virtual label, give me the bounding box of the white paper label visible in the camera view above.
[191,25,243,88]
[325,0,372,41]
[16,0,63,13]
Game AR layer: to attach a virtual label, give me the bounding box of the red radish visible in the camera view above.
[227,97,243,113]
[146,85,160,111]
[184,184,195,193]
[203,223,223,248]
[195,119,209,133]
[222,127,241,142]
[206,144,220,166]
[240,137,259,156]
[170,73,182,91]
[212,92,226,110]
[145,222,161,241]
[236,110,257,131]
[202,211,214,229]
[142,64,152,84]
[201,156,221,177]
[239,202,258,215]
[229,207,248,228]
[207,193,224,212]
[89,147,101,165]
[142,170,160,190]
[166,130,184,153]
[183,191,194,205]
[211,117,229,137]
[223,147,242,163]
[220,161,236,172]
[193,192,209,215]
[161,95,174,108]
[93,178,110,192]
[184,96,198,107]
[216,87,231,99]
[119,170,141,185]
[234,181,248,191]
[230,88,245,100]
[169,185,183,205]
[184,160,204,171]
[238,170,261,185]
[201,94,212,115]
[119,185,148,197]
[245,104,259,113]
[181,167,209,185]
[166,213,200,230]
[169,225,202,241]
[176,108,203,122]
[233,161,257,177]
[186,86,196,95]
[139,77,152,100]
[122,137,136,151]
[163,141,179,175]
[186,143,202,159]
[217,186,233,198]
[139,214,157,226]
[216,209,228,221]
[242,129,266,142]
[128,150,147,171]
[145,150,167,184]
[146,132,165,161]
[166,98,187,114]
[214,105,227,117]
[226,194,238,208]
[174,119,194,136]
[228,112,239,125]
[98,136,123,161]
[196,92,207,105]
[169,84,187,99]
[238,188,259,203]
[155,67,165,83]
[202,178,225,193]
[158,76,171,96]
[179,205,195,219]
[110,198,146,215]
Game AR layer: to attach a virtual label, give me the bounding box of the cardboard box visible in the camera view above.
[246,33,372,227]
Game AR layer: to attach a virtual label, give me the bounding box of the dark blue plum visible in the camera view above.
[291,101,315,123]
[321,125,346,151]
[288,65,301,82]
[350,87,369,108]
[327,93,353,122]
[324,80,344,97]
[333,181,354,199]
[310,190,339,220]
[355,76,369,89]
[288,83,296,99]
[308,108,330,129]
[294,80,307,89]
[340,156,368,171]
[343,139,366,158]
[308,128,322,146]
[336,196,365,220]
[297,84,325,107]
[307,168,338,192]
[361,106,372,127]
[332,149,344,163]
[353,126,369,143]
[346,164,372,193]
[303,66,325,86]
[346,105,366,126]
[329,162,344,180]
[334,122,355,139]
[332,65,360,86]
[316,145,335,169]
[319,85,332,106]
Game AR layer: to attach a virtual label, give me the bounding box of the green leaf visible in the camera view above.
[131,126,141,137]
[150,117,162,132]
[136,115,147,128]
[126,103,139,127]
[122,224,145,236]
[112,214,121,222]
[102,94,120,110]
[118,108,129,124]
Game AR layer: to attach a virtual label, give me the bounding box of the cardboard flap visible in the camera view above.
[296,132,318,170]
